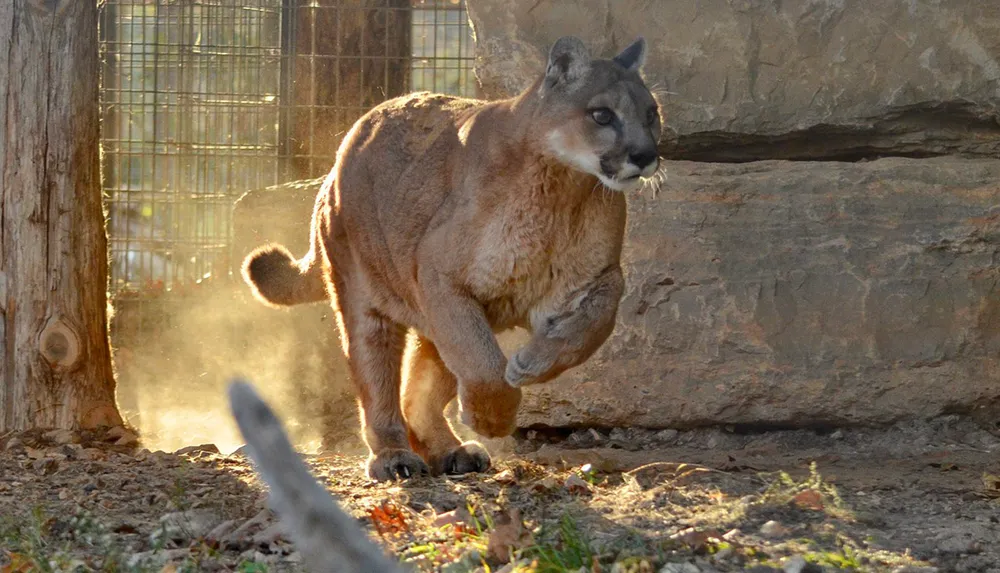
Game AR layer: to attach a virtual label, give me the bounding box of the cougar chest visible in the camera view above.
[471,196,586,327]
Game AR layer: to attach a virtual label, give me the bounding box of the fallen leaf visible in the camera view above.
[792,489,824,511]
[1,552,35,573]
[369,501,409,537]
[487,509,533,564]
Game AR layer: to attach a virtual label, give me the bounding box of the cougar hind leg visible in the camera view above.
[402,334,491,476]
[329,271,429,481]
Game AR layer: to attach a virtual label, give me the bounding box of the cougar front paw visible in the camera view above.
[458,381,521,438]
[366,449,430,482]
[504,340,565,388]
[504,349,548,387]
[432,441,491,476]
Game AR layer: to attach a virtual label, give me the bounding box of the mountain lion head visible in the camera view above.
[538,36,662,192]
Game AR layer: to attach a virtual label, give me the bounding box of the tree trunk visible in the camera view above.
[289,0,412,179]
[0,0,123,431]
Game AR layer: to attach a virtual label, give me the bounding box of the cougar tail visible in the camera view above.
[227,378,403,573]
[241,197,328,307]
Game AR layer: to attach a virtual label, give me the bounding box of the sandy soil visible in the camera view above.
[1,415,998,572]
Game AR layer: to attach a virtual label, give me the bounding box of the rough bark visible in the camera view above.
[0,0,123,431]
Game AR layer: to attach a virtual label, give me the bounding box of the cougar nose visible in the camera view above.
[628,150,658,169]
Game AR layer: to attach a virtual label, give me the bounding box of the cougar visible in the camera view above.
[242,35,662,482]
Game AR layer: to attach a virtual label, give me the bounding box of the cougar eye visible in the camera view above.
[590,107,615,126]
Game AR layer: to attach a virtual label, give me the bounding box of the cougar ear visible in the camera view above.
[614,37,646,72]
[543,36,591,90]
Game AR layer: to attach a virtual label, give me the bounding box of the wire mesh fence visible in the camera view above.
[98,0,479,436]
[98,0,478,296]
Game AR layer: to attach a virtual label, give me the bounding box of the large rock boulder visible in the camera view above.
[466,0,1000,161]
[518,157,1000,428]
[229,158,1000,430]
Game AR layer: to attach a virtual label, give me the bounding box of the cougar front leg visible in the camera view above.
[505,265,624,388]
[402,335,491,475]
[418,275,522,438]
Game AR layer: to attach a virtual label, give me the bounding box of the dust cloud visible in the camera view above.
[110,279,362,456]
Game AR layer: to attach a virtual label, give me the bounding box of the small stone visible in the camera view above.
[659,563,700,573]
[588,428,606,442]
[656,429,679,442]
[936,533,978,555]
[251,521,287,545]
[284,552,302,564]
[44,429,79,445]
[565,430,592,446]
[58,444,83,459]
[830,429,844,440]
[127,548,190,568]
[783,556,808,573]
[104,426,130,441]
[158,509,223,541]
[4,437,24,453]
[564,474,592,495]
[32,457,59,476]
[609,427,628,441]
[224,509,273,544]
[58,488,71,500]
[759,520,789,538]
[115,431,139,447]
[174,443,220,456]
[531,477,559,493]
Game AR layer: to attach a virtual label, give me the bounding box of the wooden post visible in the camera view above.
[290,0,412,179]
[0,0,123,431]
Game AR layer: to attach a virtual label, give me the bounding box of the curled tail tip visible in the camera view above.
[242,244,295,284]
[241,244,312,307]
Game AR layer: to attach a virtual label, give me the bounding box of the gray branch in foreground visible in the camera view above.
[227,378,404,573]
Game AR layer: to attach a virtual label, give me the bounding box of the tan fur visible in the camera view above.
[243,36,662,481]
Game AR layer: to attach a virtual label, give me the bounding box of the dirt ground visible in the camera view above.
[1,415,999,573]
